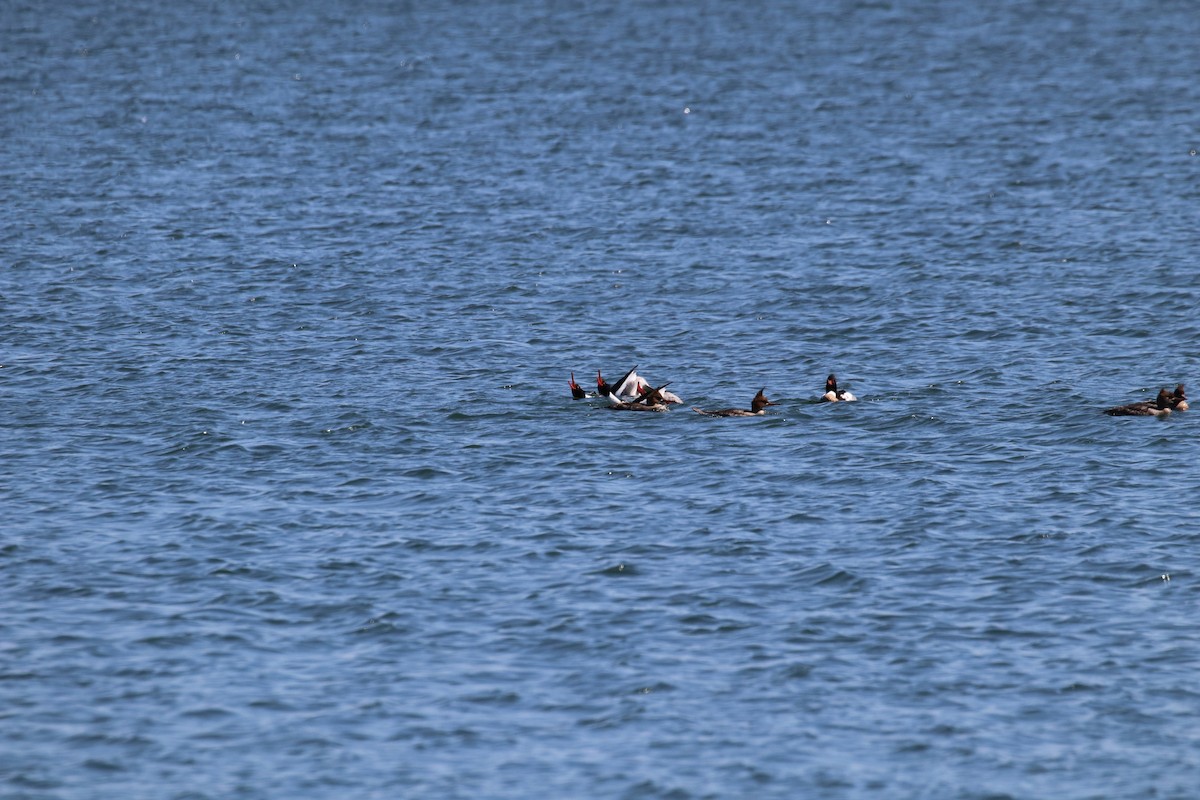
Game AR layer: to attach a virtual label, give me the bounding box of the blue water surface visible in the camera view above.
[3,1,1200,798]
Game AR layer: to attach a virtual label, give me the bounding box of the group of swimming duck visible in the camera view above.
[1104,384,1189,417]
[567,366,856,416]
[569,366,1188,419]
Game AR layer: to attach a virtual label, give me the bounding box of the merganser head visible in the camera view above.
[1156,388,1173,410]
[569,372,586,399]
[1172,384,1188,410]
[596,370,610,396]
[751,388,777,413]
[825,374,838,392]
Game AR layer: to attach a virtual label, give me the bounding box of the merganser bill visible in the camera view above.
[820,374,856,402]
[1104,388,1174,417]
[693,388,777,417]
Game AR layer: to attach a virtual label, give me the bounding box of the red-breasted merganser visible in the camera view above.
[693,389,777,417]
[596,365,683,404]
[607,382,673,412]
[596,365,641,400]
[633,380,682,404]
[1104,388,1174,417]
[820,374,856,402]
[1170,384,1188,411]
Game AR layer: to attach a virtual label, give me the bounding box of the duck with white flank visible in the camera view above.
[613,367,682,404]
[632,379,682,404]
[693,389,777,417]
[595,365,641,400]
[820,374,856,402]
[1104,388,1175,417]
[607,382,673,412]
[585,365,683,404]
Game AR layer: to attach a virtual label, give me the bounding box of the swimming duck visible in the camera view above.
[1170,384,1188,411]
[693,388,777,417]
[820,374,856,402]
[1104,388,1174,417]
[633,380,683,404]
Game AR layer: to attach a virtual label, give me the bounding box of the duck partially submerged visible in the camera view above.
[568,372,592,399]
[596,365,641,401]
[592,365,683,404]
[693,389,777,417]
[820,374,856,402]
[632,380,682,404]
[607,382,673,412]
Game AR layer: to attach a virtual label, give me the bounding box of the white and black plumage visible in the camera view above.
[820,374,856,402]
[607,382,674,412]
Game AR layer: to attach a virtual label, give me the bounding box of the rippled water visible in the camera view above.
[4,1,1200,798]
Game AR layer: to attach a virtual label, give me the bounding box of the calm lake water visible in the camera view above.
[3,1,1199,798]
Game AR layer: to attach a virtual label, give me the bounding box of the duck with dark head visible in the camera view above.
[1104,388,1174,417]
[607,382,673,412]
[1170,384,1188,411]
[693,389,777,417]
[820,374,856,402]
